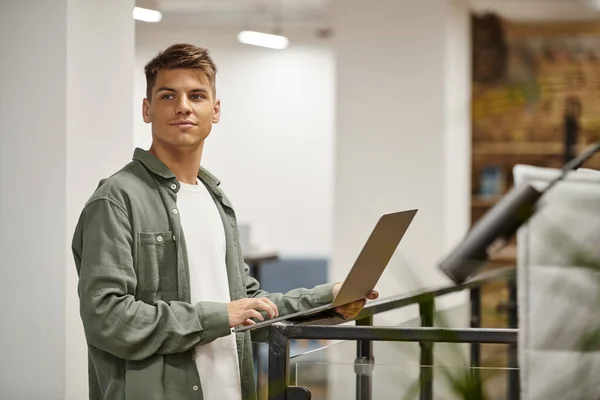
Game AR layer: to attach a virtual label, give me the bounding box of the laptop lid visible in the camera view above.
[234,209,417,332]
[331,209,417,307]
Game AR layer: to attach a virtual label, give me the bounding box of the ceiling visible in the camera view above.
[146,0,332,28]
[141,0,600,29]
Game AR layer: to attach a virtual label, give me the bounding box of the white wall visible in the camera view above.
[0,1,68,398]
[135,26,335,258]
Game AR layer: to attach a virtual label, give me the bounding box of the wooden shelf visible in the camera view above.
[473,142,564,156]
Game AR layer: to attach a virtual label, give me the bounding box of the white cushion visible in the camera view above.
[513,164,600,399]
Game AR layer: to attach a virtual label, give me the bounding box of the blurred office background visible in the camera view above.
[3,0,600,399]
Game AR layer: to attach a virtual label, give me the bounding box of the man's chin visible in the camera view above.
[174,133,208,147]
[151,132,208,151]
[151,140,204,154]
[174,141,201,148]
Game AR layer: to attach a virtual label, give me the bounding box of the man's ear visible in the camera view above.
[142,98,151,123]
[212,99,221,124]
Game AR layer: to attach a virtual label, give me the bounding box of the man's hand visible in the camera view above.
[332,282,379,320]
[227,297,279,327]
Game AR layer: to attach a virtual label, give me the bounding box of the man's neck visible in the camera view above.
[149,142,204,185]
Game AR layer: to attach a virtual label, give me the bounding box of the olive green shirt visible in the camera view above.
[72,148,334,400]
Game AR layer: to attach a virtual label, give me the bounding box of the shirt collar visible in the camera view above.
[132,147,222,187]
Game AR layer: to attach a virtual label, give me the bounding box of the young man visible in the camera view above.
[72,43,378,400]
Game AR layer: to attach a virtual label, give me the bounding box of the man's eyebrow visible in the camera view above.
[156,86,176,93]
[155,87,209,93]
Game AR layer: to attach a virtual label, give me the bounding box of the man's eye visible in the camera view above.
[190,94,204,100]
[161,94,174,100]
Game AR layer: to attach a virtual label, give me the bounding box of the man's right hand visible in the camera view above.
[227,297,279,327]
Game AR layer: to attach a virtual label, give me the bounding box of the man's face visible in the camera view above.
[142,68,220,151]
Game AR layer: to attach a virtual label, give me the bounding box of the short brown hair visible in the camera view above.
[144,43,217,100]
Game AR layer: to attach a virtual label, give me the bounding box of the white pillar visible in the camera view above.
[0,1,134,398]
[65,1,135,398]
[331,0,471,321]
[328,0,471,395]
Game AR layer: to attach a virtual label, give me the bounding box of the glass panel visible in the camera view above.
[288,340,517,400]
[252,339,342,400]
[250,301,517,400]
[293,361,516,400]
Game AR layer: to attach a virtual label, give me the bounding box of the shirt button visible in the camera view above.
[192,385,199,391]
[156,236,163,242]
[171,184,177,190]
[172,235,176,241]
[173,209,178,215]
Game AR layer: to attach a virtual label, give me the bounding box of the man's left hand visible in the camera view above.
[332,282,379,320]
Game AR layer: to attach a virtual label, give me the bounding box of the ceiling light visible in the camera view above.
[237,31,289,50]
[133,6,162,23]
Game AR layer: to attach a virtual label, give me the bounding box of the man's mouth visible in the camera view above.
[170,121,196,127]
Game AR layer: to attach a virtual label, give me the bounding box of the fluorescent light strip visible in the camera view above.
[133,7,162,23]
[237,31,289,50]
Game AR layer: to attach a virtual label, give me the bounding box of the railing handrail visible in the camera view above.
[236,266,515,333]
[272,324,518,344]
[356,266,514,319]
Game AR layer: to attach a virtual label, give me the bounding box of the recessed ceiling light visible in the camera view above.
[237,31,289,50]
[133,6,162,23]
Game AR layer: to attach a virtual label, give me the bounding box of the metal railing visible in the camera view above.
[238,266,518,400]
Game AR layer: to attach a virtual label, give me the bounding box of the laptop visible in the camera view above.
[235,209,418,331]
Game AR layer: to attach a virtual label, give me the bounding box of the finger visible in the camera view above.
[334,306,349,319]
[354,299,367,308]
[332,282,342,297]
[367,291,379,300]
[256,298,277,318]
[263,298,279,317]
[335,305,359,320]
[341,300,365,316]
[247,309,264,322]
[253,299,276,319]
[242,319,256,326]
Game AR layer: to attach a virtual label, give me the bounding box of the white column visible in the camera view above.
[331,0,471,321]
[0,1,134,398]
[66,1,135,398]
[328,0,471,395]
[443,0,472,258]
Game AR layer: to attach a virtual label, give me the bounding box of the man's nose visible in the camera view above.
[175,97,192,114]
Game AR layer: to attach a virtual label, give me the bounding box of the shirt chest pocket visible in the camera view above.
[137,232,178,294]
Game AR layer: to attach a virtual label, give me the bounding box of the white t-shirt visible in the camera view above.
[177,178,242,400]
